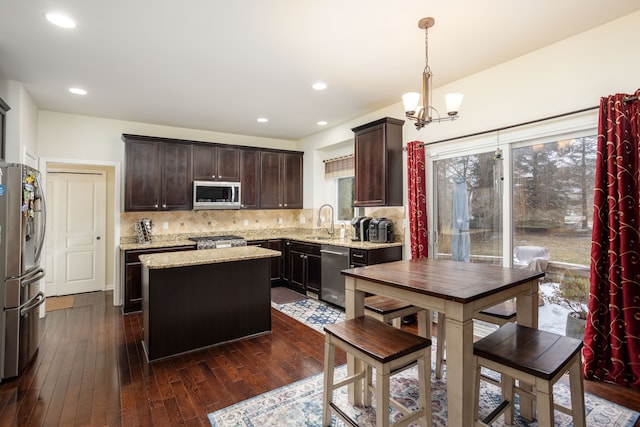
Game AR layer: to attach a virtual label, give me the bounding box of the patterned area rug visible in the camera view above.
[208,299,640,426]
[271,287,308,305]
[271,298,345,334]
[209,361,640,426]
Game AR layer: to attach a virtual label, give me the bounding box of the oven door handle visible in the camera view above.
[20,291,45,317]
[21,268,46,287]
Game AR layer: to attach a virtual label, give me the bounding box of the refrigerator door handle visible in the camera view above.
[34,172,47,265]
[7,266,44,282]
[21,268,45,287]
[20,291,45,317]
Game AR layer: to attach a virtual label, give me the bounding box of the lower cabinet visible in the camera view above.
[122,245,195,313]
[247,239,283,284]
[350,246,403,268]
[288,242,321,297]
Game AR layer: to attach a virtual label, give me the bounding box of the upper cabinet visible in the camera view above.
[192,144,240,181]
[260,151,303,209]
[123,135,193,211]
[122,134,303,212]
[352,117,404,207]
[0,97,9,161]
[240,148,260,209]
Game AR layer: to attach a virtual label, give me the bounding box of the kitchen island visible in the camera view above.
[139,246,280,361]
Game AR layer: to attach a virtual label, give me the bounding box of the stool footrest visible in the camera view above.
[482,399,510,425]
[330,402,359,427]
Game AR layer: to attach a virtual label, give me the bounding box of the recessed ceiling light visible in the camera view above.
[45,13,76,28]
[257,117,268,123]
[69,87,87,95]
[312,82,327,91]
[317,121,328,126]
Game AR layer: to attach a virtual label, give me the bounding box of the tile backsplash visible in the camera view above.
[120,207,404,241]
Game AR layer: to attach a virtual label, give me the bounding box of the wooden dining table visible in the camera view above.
[341,257,544,427]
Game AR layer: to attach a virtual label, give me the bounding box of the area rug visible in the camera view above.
[208,359,639,426]
[45,295,74,312]
[271,297,345,334]
[271,287,308,305]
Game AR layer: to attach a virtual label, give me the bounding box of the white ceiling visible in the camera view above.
[1,1,639,141]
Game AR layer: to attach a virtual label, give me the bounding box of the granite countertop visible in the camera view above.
[139,246,281,269]
[120,230,403,251]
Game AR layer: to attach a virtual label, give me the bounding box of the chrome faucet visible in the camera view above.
[317,204,335,239]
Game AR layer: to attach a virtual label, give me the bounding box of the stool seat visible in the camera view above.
[472,323,585,426]
[474,322,582,381]
[323,317,433,427]
[475,300,517,325]
[325,316,431,363]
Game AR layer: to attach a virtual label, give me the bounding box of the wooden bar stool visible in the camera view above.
[472,323,585,427]
[435,300,517,379]
[364,295,430,336]
[323,316,433,427]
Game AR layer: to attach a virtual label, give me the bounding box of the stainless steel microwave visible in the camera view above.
[193,180,241,210]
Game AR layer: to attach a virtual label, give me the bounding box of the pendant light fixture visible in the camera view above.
[403,17,463,130]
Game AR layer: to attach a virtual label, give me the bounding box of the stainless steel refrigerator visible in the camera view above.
[0,163,46,382]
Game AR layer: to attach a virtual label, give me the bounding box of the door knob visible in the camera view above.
[96,236,101,240]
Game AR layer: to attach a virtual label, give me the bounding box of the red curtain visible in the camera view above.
[407,141,428,259]
[583,90,640,389]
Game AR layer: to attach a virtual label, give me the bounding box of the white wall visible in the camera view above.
[298,10,640,255]
[0,79,39,164]
[37,111,297,162]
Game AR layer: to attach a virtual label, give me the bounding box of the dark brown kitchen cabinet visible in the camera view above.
[352,117,404,207]
[349,245,402,268]
[288,242,321,297]
[240,148,260,209]
[122,245,195,313]
[192,144,240,181]
[247,239,283,284]
[260,151,303,209]
[123,135,193,211]
[0,97,9,161]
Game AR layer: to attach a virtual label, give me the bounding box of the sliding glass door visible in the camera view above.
[433,151,503,265]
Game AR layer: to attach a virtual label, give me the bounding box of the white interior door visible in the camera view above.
[45,171,106,295]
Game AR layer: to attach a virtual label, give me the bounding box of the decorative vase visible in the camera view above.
[565,312,586,340]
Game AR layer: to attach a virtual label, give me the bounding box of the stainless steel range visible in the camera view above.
[189,235,247,250]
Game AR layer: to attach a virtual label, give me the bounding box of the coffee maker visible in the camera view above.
[369,217,394,243]
[351,216,372,242]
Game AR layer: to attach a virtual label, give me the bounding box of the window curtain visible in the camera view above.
[324,155,354,179]
[407,141,428,259]
[583,90,640,390]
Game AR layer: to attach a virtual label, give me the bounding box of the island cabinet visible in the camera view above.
[352,117,404,207]
[247,239,283,284]
[288,241,321,297]
[192,144,240,181]
[123,135,193,211]
[140,247,277,361]
[239,148,260,209]
[260,151,303,209]
[122,245,195,313]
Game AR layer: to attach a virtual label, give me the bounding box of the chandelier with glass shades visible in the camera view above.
[403,17,464,130]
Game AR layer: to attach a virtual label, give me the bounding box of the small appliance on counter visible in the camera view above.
[351,216,372,242]
[368,217,394,243]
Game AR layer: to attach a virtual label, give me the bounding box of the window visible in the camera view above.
[336,176,354,221]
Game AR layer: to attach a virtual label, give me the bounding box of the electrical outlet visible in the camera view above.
[163,221,169,230]
[300,217,306,224]
[277,217,283,224]
[243,219,249,226]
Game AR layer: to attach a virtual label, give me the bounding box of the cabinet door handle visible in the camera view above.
[162,203,167,208]
[284,204,288,207]
[353,253,364,259]
[299,254,304,258]
[154,203,159,208]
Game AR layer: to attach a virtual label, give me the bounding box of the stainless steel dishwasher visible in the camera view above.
[320,245,350,308]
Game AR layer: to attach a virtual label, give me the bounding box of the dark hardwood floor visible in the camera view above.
[0,290,638,426]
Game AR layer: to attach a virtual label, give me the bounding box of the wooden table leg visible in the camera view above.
[344,277,364,405]
[444,305,475,427]
[516,279,540,421]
